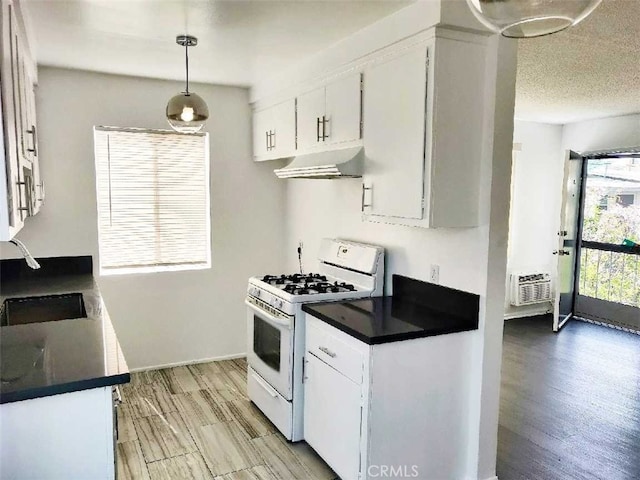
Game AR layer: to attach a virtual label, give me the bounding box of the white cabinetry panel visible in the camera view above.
[0,387,115,479]
[325,73,361,146]
[252,99,296,161]
[362,46,427,220]
[304,352,362,480]
[297,87,325,151]
[362,32,488,228]
[1,0,41,240]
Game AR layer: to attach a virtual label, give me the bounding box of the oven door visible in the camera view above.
[246,297,294,400]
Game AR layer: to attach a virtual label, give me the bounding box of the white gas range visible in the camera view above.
[245,238,384,441]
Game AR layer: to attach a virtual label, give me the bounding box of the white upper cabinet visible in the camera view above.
[362,34,487,228]
[252,99,296,161]
[297,72,362,152]
[0,0,41,240]
[362,46,428,220]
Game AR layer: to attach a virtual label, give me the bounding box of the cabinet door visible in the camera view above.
[304,353,362,480]
[324,73,361,146]
[0,0,25,235]
[362,46,428,220]
[271,99,295,158]
[252,108,271,159]
[296,87,325,151]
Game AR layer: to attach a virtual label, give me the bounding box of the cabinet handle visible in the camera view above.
[26,125,37,156]
[361,184,372,212]
[271,130,276,150]
[316,117,322,142]
[321,116,329,141]
[318,346,336,358]
[16,179,33,217]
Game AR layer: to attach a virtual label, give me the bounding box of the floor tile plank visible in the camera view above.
[227,399,276,439]
[134,411,197,463]
[191,421,262,476]
[251,433,314,479]
[213,465,277,480]
[147,452,214,480]
[173,389,233,428]
[117,402,138,443]
[117,440,151,480]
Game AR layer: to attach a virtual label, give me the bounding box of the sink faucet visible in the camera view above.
[6,239,41,269]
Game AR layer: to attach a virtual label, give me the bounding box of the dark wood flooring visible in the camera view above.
[498,316,640,480]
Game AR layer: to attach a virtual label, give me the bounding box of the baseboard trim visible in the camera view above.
[129,352,247,373]
[504,308,551,320]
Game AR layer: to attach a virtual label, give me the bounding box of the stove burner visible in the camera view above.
[262,273,327,285]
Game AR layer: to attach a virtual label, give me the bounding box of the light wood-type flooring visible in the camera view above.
[117,358,337,480]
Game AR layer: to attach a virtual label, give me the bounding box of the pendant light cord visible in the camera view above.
[184,42,190,94]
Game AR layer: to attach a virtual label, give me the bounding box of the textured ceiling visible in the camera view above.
[515,0,640,124]
[24,0,410,87]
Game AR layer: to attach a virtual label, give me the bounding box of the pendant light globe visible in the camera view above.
[166,35,209,133]
[166,92,209,133]
[465,0,602,38]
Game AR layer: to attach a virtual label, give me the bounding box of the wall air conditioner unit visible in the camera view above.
[510,272,552,306]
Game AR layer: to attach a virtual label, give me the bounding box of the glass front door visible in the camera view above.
[575,155,640,330]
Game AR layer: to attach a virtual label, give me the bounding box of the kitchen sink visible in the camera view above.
[0,293,87,327]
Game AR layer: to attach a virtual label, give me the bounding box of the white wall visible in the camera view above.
[506,121,563,318]
[0,67,287,370]
[563,113,640,152]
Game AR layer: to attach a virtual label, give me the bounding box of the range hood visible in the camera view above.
[274,146,363,179]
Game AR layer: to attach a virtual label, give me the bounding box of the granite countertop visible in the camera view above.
[302,274,480,345]
[0,257,130,404]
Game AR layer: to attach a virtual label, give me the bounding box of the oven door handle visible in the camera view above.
[250,370,279,398]
[245,299,293,329]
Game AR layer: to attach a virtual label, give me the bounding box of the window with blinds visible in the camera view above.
[94,127,211,275]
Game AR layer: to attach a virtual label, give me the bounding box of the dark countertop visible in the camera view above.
[302,274,480,345]
[0,257,130,404]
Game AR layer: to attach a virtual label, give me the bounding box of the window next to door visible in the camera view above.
[93,127,211,275]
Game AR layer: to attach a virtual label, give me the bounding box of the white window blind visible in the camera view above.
[94,127,210,275]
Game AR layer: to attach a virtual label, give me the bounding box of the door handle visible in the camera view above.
[553,250,570,256]
[316,117,321,142]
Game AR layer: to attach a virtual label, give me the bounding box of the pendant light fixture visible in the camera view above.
[166,35,209,133]
[465,0,602,38]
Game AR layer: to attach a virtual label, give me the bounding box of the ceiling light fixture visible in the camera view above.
[166,35,209,133]
[465,0,602,38]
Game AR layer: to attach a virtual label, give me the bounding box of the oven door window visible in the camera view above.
[253,315,281,372]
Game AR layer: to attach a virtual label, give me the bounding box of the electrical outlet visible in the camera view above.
[430,264,440,284]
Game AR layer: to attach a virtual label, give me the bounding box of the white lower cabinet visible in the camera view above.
[304,313,475,480]
[0,386,116,479]
[304,353,363,480]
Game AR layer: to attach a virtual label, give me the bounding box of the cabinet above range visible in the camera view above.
[0,0,43,241]
[250,27,491,228]
[251,71,363,162]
